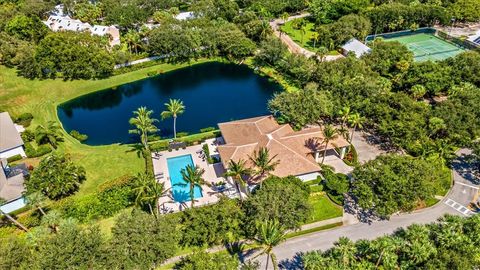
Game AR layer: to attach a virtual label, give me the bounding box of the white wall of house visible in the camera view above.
[0,197,26,214]
[296,172,322,182]
[0,146,26,159]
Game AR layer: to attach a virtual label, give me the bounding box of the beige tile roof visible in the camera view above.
[217,115,350,177]
[0,112,24,153]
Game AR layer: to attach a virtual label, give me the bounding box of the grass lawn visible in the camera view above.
[0,59,216,197]
[306,193,343,224]
[281,19,318,51]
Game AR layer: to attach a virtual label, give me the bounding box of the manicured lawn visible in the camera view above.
[280,19,340,55]
[306,194,343,224]
[0,59,215,198]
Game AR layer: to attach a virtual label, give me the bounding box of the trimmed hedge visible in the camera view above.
[54,175,135,222]
[14,113,33,127]
[24,143,52,158]
[6,154,22,163]
[149,130,221,152]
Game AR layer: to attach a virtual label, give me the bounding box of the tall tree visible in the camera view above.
[249,147,280,179]
[35,121,63,148]
[161,99,185,139]
[180,165,206,207]
[253,219,286,270]
[348,113,365,143]
[132,173,168,216]
[26,154,86,200]
[0,198,28,232]
[320,125,338,165]
[225,159,252,200]
[129,106,159,151]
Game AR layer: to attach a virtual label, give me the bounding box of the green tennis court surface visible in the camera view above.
[387,33,465,61]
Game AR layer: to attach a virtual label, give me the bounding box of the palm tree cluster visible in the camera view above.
[128,99,186,150]
[132,173,169,217]
[35,121,64,148]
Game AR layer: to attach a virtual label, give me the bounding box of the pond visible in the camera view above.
[57,62,282,145]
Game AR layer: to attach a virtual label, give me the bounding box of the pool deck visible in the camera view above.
[152,138,241,212]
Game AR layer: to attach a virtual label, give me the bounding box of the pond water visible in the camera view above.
[57,62,282,145]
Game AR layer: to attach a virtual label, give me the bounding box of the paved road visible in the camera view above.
[253,149,479,269]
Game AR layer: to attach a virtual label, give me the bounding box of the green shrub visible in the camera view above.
[59,175,135,222]
[16,211,42,228]
[15,113,33,127]
[6,154,23,163]
[21,130,35,142]
[199,127,216,133]
[321,166,350,205]
[25,143,52,158]
[310,184,324,193]
[69,130,88,142]
[150,140,169,152]
[343,145,359,166]
[176,132,189,138]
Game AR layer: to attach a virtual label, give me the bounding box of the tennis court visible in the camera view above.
[387,33,465,61]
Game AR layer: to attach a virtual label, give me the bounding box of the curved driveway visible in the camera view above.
[256,149,479,269]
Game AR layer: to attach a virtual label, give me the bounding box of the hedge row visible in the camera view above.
[24,143,52,158]
[53,175,136,222]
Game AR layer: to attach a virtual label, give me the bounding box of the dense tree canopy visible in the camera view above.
[269,84,334,128]
[108,210,179,269]
[352,155,449,217]
[243,176,311,235]
[26,154,86,200]
[302,215,480,269]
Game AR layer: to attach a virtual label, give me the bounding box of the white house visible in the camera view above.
[0,112,26,159]
[43,15,121,46]
[341,38,372,58]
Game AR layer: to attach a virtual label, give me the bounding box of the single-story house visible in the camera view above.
[341,38,371,58]
[217,115,350,181]
[0,159,27,213]
[43,16,121,46]
[0,112,26,159]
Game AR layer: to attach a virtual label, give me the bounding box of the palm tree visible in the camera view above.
[161,99,185,139]
[253,219,286,270]
[338,106,351,129]
[248,147,280,179]
[259,20,272,40]
[348,113,365,143]
[35,121,63,148]
[0,198,28,232]
[129,106,159,151]
[25,192,47,216]
[332,237,356,268]
[132,173,168,216]
[224,159,252,200]
[311,32,319,49]
[124,30,142,54]
[316,46,329,62]
[180,165,206,207]
[320,125,338,165]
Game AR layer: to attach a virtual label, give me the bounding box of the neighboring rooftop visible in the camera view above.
[341,38,371,58]
[0,112,24,153]
[217,115,349,178]
[43,16,121,46]
[0,159,25,202]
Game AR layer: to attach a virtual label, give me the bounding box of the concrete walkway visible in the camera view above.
[252,149,479,269]
[270,14,344,62]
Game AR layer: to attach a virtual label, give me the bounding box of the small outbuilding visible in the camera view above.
[341,38,371,58]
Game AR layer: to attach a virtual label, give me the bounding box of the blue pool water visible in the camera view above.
[167,154,203,203]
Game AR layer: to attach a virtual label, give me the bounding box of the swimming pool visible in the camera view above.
[167,154,203,203]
